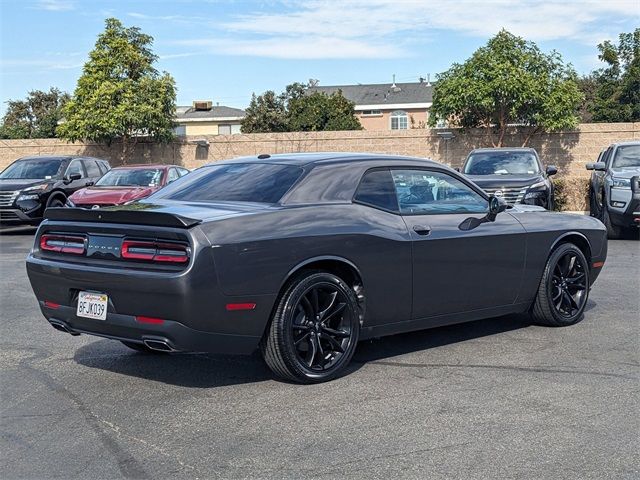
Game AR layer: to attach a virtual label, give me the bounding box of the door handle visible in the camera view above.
[412,225,432,236]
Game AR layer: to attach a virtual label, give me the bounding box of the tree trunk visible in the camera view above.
[120,135,129,166]
[521,127,540,147]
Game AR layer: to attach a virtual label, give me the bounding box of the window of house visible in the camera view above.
[218,124,232,135]
[390,110,408,130]
[360,110,382,116]
[391,169,488,215]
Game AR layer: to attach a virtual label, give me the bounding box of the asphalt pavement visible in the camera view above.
[1,229,638,479]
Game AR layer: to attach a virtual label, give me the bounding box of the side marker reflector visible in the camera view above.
[226,303,257,311]
[592,261,604,268]
[135,316,165,325]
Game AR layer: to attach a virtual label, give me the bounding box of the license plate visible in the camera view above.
[76,291,108,321]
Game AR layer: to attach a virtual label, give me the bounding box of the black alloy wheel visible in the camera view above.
[262,271,360,383]
[550,250,588,318]
[532,243,590,327]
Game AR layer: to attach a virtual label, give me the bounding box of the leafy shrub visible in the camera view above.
[553,177,590,212]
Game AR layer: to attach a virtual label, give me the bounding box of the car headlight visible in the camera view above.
[528,180,547,191]
[611,177,631,189]
[17,194,40,201]
[21,184,50,193]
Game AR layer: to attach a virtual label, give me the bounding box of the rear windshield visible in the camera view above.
[0,158,64,179]
[464,152,540,175]
[96,168,164,187]
[612,145,640,168]
[151,163,304,204]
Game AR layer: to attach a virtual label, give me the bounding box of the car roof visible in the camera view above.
[209,152,441,168]
[469,147,537,153]
[610,140,640,147]
[110,164,180,170]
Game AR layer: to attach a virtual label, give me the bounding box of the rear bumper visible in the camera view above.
[40,302,260,354]
[26,246,276,354]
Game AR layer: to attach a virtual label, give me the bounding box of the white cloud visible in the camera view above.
[36,0,75,11]
[176,36,404,59]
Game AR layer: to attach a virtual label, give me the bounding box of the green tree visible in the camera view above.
[241,81,361,133]
[590,29,640,122]
[429,30,582,146]
[0,88,70,139]
[58,18,176,163]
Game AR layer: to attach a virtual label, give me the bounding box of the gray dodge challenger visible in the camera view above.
[26,153,608,383]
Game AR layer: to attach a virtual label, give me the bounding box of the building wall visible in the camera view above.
[356,109,429,131]
[1,123,637,209]
[184,122,219,136]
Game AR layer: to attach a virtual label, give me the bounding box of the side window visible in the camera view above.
[354,169,398,212]
[391,169,488,215]
[602,147,613,166]
[167,168,180,184]
[178,168,190,177]
[65,159,85,178]
[84,159,101,177]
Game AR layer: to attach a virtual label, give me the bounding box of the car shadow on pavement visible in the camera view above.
[73,308,571,388]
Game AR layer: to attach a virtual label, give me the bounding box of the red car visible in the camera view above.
[69,164,190,208]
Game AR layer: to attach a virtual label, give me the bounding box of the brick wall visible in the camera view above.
[1,123,637,209]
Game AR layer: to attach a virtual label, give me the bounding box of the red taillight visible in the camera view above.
[135,316,165,325]
[44,301,60,309]
[40,234,86,255]
[593,261,605,268]
[121,240,190,264]
[226,303,257,311]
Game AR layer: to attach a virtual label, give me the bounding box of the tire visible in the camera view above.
[531,243,590,327]
[120,340,165,354]
[602,205,622,240]
[48,197,65,208]
[261,271,360,383]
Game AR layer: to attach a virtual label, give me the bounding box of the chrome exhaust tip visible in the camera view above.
[143,339,175,352]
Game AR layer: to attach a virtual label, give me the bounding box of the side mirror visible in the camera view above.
[585,163,595,170]
[488,195,507,220]
[64,173,82,184]
[546,165,558,176]
[593,162,606,171]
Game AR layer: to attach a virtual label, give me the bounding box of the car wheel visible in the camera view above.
[120,340,166,354]
[48,198,65,208]
[531,243,589,327]
[261,271,360,383]
[588,189,599,217]
[602,203,622,239]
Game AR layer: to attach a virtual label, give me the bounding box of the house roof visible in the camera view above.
[308,82,433,108]
[176,105,246,122]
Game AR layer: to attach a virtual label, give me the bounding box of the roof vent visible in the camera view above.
[390,74,401,93]
[193,100,212,111]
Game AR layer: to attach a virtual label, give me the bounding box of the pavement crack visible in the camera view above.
[18,358,151,480]
[368,361,637,379]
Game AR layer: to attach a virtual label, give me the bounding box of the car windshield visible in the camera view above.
[151,163,304,204]
[95,168,164,187]
[464,152,540,175]
[0,158,64,179]
[612,145,640,168]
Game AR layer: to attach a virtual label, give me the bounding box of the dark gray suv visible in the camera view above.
[587,141,640,238]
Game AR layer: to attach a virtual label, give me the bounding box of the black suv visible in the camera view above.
[0,156,110,226]
[462,148,557,210]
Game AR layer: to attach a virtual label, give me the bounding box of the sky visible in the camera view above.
[1,0,639,113]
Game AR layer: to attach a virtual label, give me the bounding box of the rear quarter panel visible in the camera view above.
[201,204,414,327]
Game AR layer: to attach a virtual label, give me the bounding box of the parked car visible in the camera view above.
[586,141,640,238]
[27,153,607,383]
[461,148,557,209]
[0,156,110,226]
[68,164,190,208]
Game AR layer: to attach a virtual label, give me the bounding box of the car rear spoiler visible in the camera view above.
[44,207,202,228]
